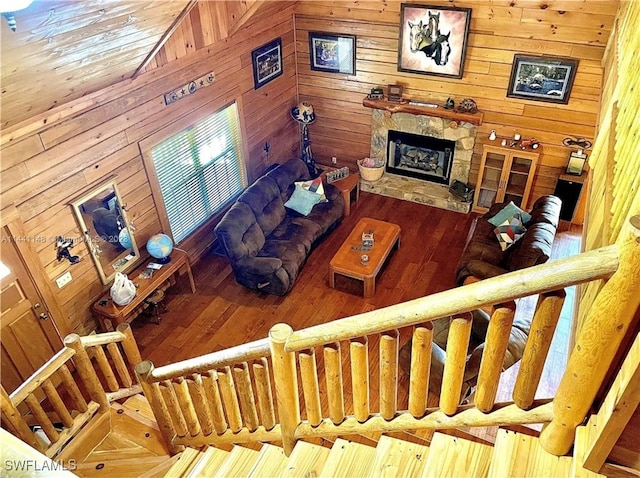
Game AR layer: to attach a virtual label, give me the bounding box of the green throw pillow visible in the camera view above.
[295,177,328,202]
[488,201,532,227]
[285,184,322,216]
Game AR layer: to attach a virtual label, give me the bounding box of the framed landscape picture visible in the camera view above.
[507,55,579,104]
[251,38,283,89]
[309,32,356,75]
[397,4,471,79]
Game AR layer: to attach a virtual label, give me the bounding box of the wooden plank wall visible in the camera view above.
[0,2,299,336]
[294,0,617,204]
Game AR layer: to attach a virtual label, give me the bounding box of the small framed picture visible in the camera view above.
[507,55,579,104]
[566,151,588,175]
[251,38,283,89]
[309,32,356,75]
[388,84,404,102]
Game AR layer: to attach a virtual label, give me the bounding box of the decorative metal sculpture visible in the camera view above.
[290,102,322,178]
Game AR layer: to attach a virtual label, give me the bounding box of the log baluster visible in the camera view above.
[65,334,108,412]
[380,330,399,420]
[540,215,640,455]
[253,358,276,430]
[187,374,214,436]
[92,345,119,392]
[117,323,143,368]
[0,386,41,451]
[202,371,227,434]
[299,348,322,427]
[106,342,133,388]
[174,377,201,436]
[440,312,473,415]
[324,342,345,425]
[217,366,242,433]
[350,337,369,423]
[269,323,300,455]
[408,324,433,418]
[58,364,88,413]
[476,302,516,412]
[514,291,566,409]
[41,378,74,428]
[159,379,188,438]
[24,394,59,443]
[135,361,183,454]
[232,362,259,432]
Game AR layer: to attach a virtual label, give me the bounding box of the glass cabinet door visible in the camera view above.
[504,155,533,207]
[477,151,506,209]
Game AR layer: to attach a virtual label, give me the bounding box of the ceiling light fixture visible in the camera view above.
[1,0,35,32]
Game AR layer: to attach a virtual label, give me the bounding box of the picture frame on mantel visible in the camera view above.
[309,32,356,75]
[397,4,471,79]
[507,55,579,104]
[251,37,283,89]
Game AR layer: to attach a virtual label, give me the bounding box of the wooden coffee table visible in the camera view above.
[329,217,401,297]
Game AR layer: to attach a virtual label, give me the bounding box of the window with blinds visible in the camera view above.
[149,103,247,243]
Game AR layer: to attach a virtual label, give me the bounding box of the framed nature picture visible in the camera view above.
[309,32,356,75]
[397,4,471,79]
[251,38,283,89]
[507,55,579,104]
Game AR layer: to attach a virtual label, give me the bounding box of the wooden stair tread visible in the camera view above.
[165,448,204,477]
[56,410,111,463]
[281,440,331,478]
[319,438,377,478]
[423,432,493,478]
[573,425,607,478]
[370,435,430,477]
[213,445,261,478]
[488,429,573,478]
[139,454,182,478]
[247,443,287,477]
[73,455,170,478]
[122,394,156,422]
[186,447,231,477]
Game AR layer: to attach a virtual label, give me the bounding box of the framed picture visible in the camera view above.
[507,55,579,104]
[397,4,471,79]
[251,38,283,89]
[309,32,356,75]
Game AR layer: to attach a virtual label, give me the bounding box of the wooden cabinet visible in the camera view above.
[472,145,540,213]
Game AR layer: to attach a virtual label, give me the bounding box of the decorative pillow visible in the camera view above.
[295,177,327,202]
[494,213,527,251]
[285,184,322,216]
[488,201,532,227]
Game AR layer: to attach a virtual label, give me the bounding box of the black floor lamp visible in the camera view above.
[290,102,322,178]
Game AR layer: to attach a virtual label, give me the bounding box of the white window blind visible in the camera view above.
[150,103,247,243]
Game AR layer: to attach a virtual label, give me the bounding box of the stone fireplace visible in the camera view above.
[364,106,478,213]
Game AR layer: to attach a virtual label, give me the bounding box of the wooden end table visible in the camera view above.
[93,249,195,332]
[325,172,360,216]
[329,217,400,297]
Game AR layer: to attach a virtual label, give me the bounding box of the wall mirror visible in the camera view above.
[71,179,140,284]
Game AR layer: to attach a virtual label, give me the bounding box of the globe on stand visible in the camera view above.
[146,233,174,264]
[118,227,133,250]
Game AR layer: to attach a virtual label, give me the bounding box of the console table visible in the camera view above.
[93,249,195,332]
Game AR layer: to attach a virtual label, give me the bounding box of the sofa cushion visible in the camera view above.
[285,184,322,216]
[214,202,265,262]
[267,158,311,200]
[238,176,285,236]
[505,221,556,270]
[526,195,562,228]
[488,201,532,226]
[269,216,322,253]
[493,213,527,251]
[260,239,307,284]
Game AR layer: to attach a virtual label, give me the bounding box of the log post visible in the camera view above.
[350,337,370,423]
[299,349,322,427]
[380,330,399,420]
[324,343,345,425]
[106,342,133,388]
[135,361,184,454]
[440,313,473,416]
[217,367,242,432]
[58,364,88,413]
[0,386,41,451]
[64,334,109,412]
[41,378,74,428]
[232,362,260,432]
[202,371,228,435]
[253,358,276,431]
[187,374,214,436]
[540,214,640,455]
[24,394,59,444]
[269,323,300,456]
[117,323,143,367]
[92,345,119,392]
[409,324,433,418]
[475,302,516,412]
[513,291,565,409]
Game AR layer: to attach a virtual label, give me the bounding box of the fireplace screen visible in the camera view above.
[386,130,456,185]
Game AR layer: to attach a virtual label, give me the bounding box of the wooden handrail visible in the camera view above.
[80,331,126,347]
[10,348,75,404]
[284,246,619,352]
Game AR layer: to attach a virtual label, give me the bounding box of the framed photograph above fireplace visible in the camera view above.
[507,55,579,104]
[397,4,471,79]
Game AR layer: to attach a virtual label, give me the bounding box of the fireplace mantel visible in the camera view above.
[363,97,484,126]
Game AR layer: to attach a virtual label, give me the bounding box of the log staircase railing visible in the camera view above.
[0,323,142,458]
[134,213,640,460]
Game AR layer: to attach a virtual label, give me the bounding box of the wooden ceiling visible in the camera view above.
[0,0,193,129]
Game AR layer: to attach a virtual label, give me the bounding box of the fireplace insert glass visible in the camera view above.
[386,130,456,185]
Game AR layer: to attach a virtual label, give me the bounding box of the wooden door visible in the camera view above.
[1,228,63,394]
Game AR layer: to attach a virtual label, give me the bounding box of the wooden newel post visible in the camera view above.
[540,214,640,455]
[116,323,143,366]
[269,323,300,456]
[0,385,41,451]
[134,360,184,454]
[64,334,109,412]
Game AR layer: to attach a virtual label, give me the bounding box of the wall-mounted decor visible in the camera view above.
[397,4,471,79]
[507,55,579,104]
[252,38,283,89]
[163,72,215,105]
[308,32,356,75]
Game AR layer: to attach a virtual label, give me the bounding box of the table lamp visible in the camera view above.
[290,102,322,178]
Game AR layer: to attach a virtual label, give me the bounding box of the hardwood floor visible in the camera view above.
[131,192,581,438]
